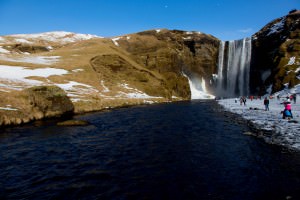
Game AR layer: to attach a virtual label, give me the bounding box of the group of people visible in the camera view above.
[264,96,294,119]
[277,94,297,104]
[236,94,296,120]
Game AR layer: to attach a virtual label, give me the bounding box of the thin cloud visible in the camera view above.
[238,28,253,33]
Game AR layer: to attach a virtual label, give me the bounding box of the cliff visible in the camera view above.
[251,10,300,94]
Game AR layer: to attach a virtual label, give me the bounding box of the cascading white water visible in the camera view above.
[182,73,215,99]
[216,38,251,97]
[217,41,225,93]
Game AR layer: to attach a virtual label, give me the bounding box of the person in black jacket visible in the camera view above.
[264,97,269,111]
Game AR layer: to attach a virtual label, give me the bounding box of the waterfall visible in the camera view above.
[217,41,225,93]
[182,73,215,99]
[216,38,251,97]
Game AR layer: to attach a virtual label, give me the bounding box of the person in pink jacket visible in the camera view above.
[282,99,293,119]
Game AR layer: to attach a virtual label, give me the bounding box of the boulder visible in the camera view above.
[25,85,74,119]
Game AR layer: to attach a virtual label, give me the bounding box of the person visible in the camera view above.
[282,109,292,119]
[243,96,247,106]
[282,99,293,119]
[292,94,297,104]
[263,97,269,111]
[240,97,243,105]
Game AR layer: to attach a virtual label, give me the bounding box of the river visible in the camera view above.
[0,100,300,199]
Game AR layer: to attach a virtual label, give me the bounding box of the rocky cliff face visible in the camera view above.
[251,10,300,94]
[113,29,220,98]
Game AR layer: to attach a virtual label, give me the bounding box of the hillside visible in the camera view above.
[0,30,220,126]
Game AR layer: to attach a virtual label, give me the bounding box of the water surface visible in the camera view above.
[1,101,300,199]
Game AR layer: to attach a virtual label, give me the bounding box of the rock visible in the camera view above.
[25,86,74,118]
[288,120,298,123]
[243,131,256,136]
[12,44,49,53]
[251,10,300,95]
[57,119,90,126]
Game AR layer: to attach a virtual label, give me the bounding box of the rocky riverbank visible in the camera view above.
[218,97,300,151]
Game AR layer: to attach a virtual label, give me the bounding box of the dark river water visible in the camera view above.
[0,100,300,200]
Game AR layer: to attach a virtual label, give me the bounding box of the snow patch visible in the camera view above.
[0,55,60,65]
[287,56,296,65]
[118,83,162,99]
[183,36,192,40]
[112,37,120,46]
[14,38,32,44]
[10,31,101,44]
[267,18,285,36]
[118,91,155,99]
[54,81,99,102]
[55,81,94,91]
[156,29,161,33]
[0,65,68,86]
[71,68,84,73]
[0,107,18,111]
[100,80,110,92]
[0,46,10,54]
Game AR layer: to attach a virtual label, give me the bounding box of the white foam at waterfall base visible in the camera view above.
[183,73,214,99]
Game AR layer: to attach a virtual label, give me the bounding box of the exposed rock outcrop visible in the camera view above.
[0,86,74,127]
[113,29,220,97]
[25,86,74,118]
[251,10,300,94]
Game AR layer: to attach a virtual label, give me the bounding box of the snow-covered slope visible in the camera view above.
[0,31,102,45]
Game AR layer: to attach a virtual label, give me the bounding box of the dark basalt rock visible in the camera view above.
[251,10,300,95]
[57,119,90,126]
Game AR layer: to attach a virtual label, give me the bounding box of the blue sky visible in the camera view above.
[0,0,298,41]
